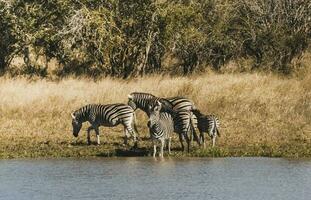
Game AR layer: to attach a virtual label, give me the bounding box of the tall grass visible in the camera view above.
[0,71,310,158]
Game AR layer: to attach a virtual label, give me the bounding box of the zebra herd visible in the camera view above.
[71,92,220,157]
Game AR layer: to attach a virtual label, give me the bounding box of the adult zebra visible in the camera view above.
[127,92,196,116]
[148,101,196,153]
[71,104,138,147]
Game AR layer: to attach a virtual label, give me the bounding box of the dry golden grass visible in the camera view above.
[0,70,310,158]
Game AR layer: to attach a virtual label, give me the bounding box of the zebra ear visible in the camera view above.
[128,94,133,100]
[71,112,76,120]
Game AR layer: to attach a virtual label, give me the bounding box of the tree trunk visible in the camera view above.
[0,56,6,74]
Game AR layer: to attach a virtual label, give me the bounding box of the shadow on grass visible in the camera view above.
[70,141,89,146]
[138,137,151,142]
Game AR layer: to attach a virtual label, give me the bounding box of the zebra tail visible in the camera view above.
[213,117,220,137]
[216,127,220,137]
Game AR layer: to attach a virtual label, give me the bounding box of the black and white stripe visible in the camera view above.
[166,96,196,111]
[128,92,161,116]
[71,104,138,146]
[147,105,174,157]
[149,101,198,153]
[128,92,200,147]
[193,109,220,148]
[128,92,175,117]
[127,92,196,115]
[174,110,199,152]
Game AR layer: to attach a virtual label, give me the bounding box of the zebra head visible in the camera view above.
[147,101,162,128]
[127,94,137,110]
[71,112,82,137]
[128,92,156,114]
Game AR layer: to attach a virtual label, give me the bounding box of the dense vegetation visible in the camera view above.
[1,0,310,78]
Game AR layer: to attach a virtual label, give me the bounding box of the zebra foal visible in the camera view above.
[192,109,220,148]
[147,101,174,157]
[71,104,138,147]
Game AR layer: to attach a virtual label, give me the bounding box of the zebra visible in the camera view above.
[174,109,198,152]
[127,92,196,116]
[192,109,220,148]
[127,92,200,148]
[148,101,197,153]
[147,102,174,157]
[127,92,171,116]
[71,104,138,147]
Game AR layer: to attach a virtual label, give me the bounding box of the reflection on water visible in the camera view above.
[0,157,310,200]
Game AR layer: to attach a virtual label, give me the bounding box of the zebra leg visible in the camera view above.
[123,122,138,148]
[128,129,138,148]
[153,141,157,157]
[123,128,130,145]
[87,126,93,145]
[132,113,140,141]
[193,129,201,146]
[178,134,185,152]
[187,139,190,153]
[168,137,171,155]
[128,128,138,149]
[212,136,216,148]
[183,133,191,153]
[95,127,100,145]
[160,139,164,158]
[190,131,193,144]
[200,131,205,149]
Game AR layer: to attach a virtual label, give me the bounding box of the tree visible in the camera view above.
[0,1,18,73]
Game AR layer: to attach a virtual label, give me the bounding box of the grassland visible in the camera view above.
[0,69,310,159]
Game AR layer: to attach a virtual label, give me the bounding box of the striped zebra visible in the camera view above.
[192,109,220,148]
[149,101,197,153]
[174,109,198,152]
[127,92,196,116]
[147,103,174,157]
[127,92,171,116]
[71,104,138,147]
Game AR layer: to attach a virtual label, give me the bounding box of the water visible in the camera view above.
[0,157,310,200]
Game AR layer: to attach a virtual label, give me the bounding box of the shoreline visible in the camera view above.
[1,135,310,159]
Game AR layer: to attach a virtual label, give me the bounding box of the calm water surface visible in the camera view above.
[0,157,310,200]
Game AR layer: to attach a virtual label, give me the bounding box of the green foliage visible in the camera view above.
[0,0,310,77]
[231,0,311,72]
[0,1,18,72]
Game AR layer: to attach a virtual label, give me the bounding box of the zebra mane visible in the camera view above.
[130,92,156,99]
[73,104,91,122]
[158,98,175,115]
